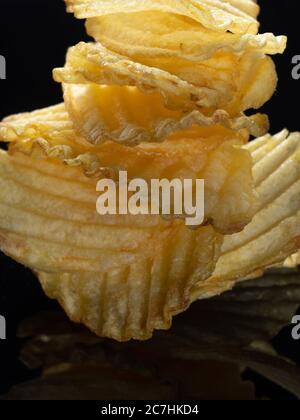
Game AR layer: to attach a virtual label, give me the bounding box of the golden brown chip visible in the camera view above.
[0,147,224,341]
[0,104,89,149]
[65,0,260,35]
[37,224,221,341]
[33,131,300,341]
[192,132,300,300]
[1,123,256,234]
[63,84,269,145]
[86,11,285,62]
[54,42,279,117]
[53,42,220,111]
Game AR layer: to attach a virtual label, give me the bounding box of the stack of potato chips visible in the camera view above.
[0,1,299,342]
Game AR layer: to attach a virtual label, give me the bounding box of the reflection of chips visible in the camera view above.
[192,132,300,300]
[65,0,259,35]
[1,123,256,234]
[64,84,269,145]
[86,12,285,62]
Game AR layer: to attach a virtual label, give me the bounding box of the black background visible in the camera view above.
[0,0,300,399]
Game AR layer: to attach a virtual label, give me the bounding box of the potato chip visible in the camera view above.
[65,0,259,35]
[0,148,224,340]
[53,42,220,111]
[63,84,269,145]
[37,224,220,341]
[54,42,278,116]
[0,104,88,149]
[284,252,300,268]
[192,132,300,300]
[30,132,300,341]
[225,0,259,17]
[86,11,285,62]
[1,123,256,234]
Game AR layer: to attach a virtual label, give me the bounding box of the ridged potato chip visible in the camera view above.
[0,104,76,145]
[37,223,221,341]
[0,0,294,344]
[53,42,220,111]
[192,131,300,300]
[0,147,224,340]
[86,11,285,61]
[65,0,259,35]
[54,42,278,117]
[63,84,269,145]
[1,123,256,234]
[26,131,300,341]
[56,1,286,123]
[225,0,259,17]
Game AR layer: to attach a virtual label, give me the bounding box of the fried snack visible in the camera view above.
[0,104,75,144]
[53,42,279,119]
[86,9,282,62]
[0,1,295,342]
[0,145,224,340]
[284,252,300,268]
[65,0,260,34]
[53,42,220,111]
[192,131,300,300]
[3,98,260,153]
[63,84,268,145]
[0,122,255,234]
[55,0,285,135]
[27,131,300,341]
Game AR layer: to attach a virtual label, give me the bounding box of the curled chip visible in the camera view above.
[86,11,285,61]
[0,104,76,145]
[54,42,279,117]
[65,0,259,35]
[37,224,221,341]
[192,131,300,301]
[225,0,259,17]
[0,146,222,340]
[63,84,269,145]
[1,123,255,234]
[24,131,300,341]
[53,42,219,111]
[55,0,286,122]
